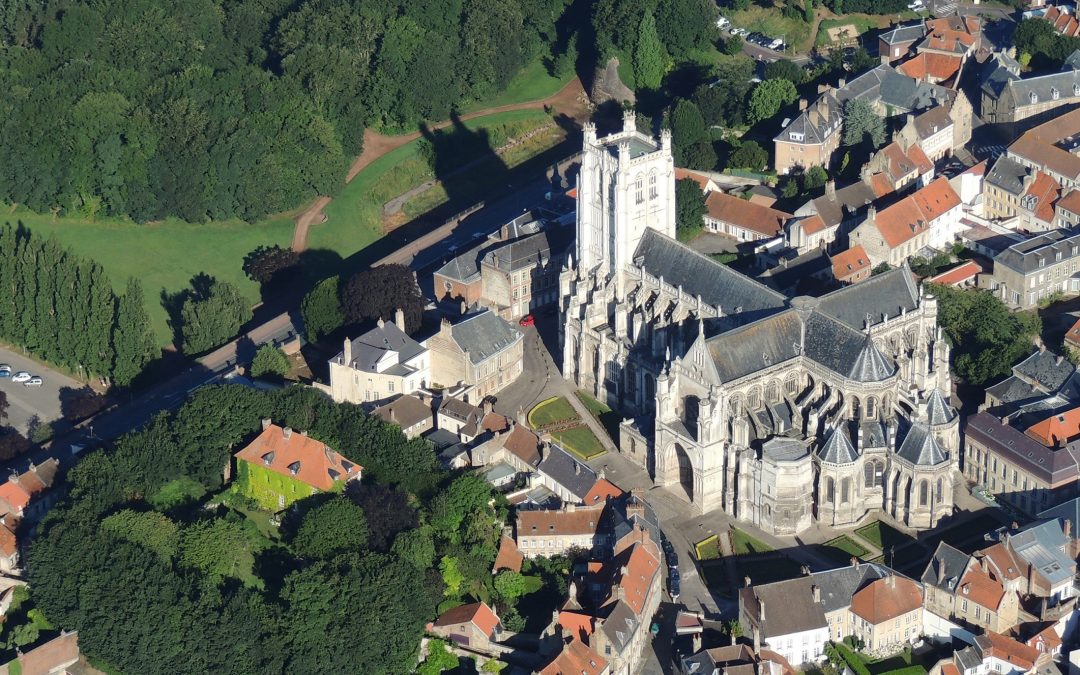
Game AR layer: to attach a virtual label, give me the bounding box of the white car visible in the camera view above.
[716,16,731,28]
[11,371,30,383]
[732,27,749,36]
[0,364,10,373]
[23,377,42,387]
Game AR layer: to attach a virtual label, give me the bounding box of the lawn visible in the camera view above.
[822,535,870,564]
[855,520,913,551]
[459,58,572,113]
[529,396,580,427]
[575,390,621,441]
[727,5,813,53]
[734,556,801,585]
[730,528,774,555]
[695,535,721,561]
[552,425,607,460]
[150,477,208,510]
[5,207,294,345]
[836,640,934,675]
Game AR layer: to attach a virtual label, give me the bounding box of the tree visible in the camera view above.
[763,59,805,85]
[730,141,768,170]
[494,570,528,600]
[748,78,798,124]
[0,429,31,461]
[419,639,459,675]
[392,526,436,569]
[722,35,743,55]
[101,509,180,561]
[552,34,578,79]
[670,99,708,160]
[290,496,370,559]
[849,47,876,73]
[180,516,264,583]
[803,165,828,191]
[633,12,666,91]
[681,141,718,171]
[843,99,886,149]
[655,0,714,60]
[340,265,423,333]
[440,555,465,597]
[675,177,707,242]
[242,245,300,285]
[301,276,344,342]
[179,278,253,354]
[250,344,290,379]
[111,278,158,386]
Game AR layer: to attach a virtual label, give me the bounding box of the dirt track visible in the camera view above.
[291,77,589,252]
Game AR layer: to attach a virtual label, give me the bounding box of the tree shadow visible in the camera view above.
[58,386,108,423]
[160,272,216,348]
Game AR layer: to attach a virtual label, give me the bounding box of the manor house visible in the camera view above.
[560,114,961,535]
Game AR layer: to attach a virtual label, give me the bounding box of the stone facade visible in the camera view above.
[561,123,961,536]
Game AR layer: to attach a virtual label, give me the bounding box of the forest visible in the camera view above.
[28,384,509,674]
[0,0,573,223]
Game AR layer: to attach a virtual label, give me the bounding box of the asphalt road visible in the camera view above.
[0,347,82,435]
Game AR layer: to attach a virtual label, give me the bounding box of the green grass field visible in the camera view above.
[5,207,294,345]
[823,535,871,564]
[728,5,812,53]
[552,426,607,460]
[695,535,721,561]
[855,520,913,551]
[575,390,621,441]
[730,528,774,555]
[528,396,580,427]
[815,16,882,47]
[460,59,571,113]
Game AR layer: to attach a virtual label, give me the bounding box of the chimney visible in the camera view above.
[283,427,293,440]
[343,337,352,365]
[745,576,753,587]
[483,399,493,414]
[574,463,581,475]
[261,418,272,431]
[980,554,988,573]
[851,556,859,568]
[799,98,808,111]
[440,317,452,335]
[693,631,703,653]
[887,574,896,588]
[838,77,847,88]
[394,308,405,331]
[753,625,761,652]
[389,408,396,423]
[517,406,526,425]
[1065,518,1073,539]
[1057,354,1065,366]
[377,317,384,328]
[825,180,836,199]
[812,585,821,602]
[868,205,877,221]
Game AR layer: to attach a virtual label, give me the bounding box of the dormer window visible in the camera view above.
[1053,87,1061,100]
[288,461,301,475]
[790,132,804,142]
[1057,250,1063,261]
[1074,83,1079,97]
[1073,245,1078,256]
[1040,257,1047,268]
[1031,92,1039,104]
[1022,194,1038,210]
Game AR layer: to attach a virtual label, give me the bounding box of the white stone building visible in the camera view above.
[328,312,429,404]
[560,118,961,535]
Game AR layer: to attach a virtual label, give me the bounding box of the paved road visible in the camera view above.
[0,347,82,435]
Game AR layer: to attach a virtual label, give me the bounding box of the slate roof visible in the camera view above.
[993,231,1080,276]
[634,229,787,319]
[372,394,432,429]
[774,94,842,146]
[880,23,927,45]
[762,437,809,462]
[896,421,948,466]
[758,248,831,292]
[818,425,860,465]
[340,321,426,375]
[1039,497,1080,542]
[1000,68,1080,113]
[985,375,1039,405]
[850,335,896,382]
[926,389,958,426]
[601,600,640,655]
[538,444,600,501]
[800,180,877,229]
[966,412,1080,484]
[814,266,920,330]
[1013,349,1076,393]
[436,245,485,283]
[812,563,891,613]
[449,310,522,365]
[922,541,970,592]
[1009,520,1074,586]
[986,155,1030,196]
[836,65,952,112]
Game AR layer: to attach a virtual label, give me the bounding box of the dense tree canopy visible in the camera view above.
[0,0,568,223]
[843,99,886,149]
[29,384,498,675]
[675,177,707,242]
[179,278,253,355]
[748,78,798,124]
[340,264,424,334]
[1015,18,1080,69]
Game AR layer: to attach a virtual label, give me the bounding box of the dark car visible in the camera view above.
[669,575,681,601]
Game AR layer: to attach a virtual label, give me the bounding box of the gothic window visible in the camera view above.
[866,397,876,419]
[919,480,929,506]
[874,462,884,488]
[785,373,798,395]
[766,381,780,403]
[865,463,875,488]
[936,478,944,502]
[729,396,743,417]
[649,172,658,199]
[826,477,836,504]
[841,478,851,504]
[851,397,861,420]
[748,388,761,410]
[635,175,644,204]
[606,360,619,384]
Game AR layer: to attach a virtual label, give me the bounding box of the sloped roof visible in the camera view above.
[926,389,958,426]
[898,53,964,81]
[880,22,927,45]
[831,245,871,279]
[557,611,595,642]
[1022,171,1062,225]
[927,261,981,286]
[958,564,1007,611]
[741,575,828,638]
[849,335,896,382]
[433,602,501,637]
[583,478,624,506]
[606,540,661,615]
[517,505,607,538]
[976,632,1040,671]
[601,600,640,654]
[1009,520,1074,586]
[818,425,860,465]
[967,411,1080,484]
[871,177,961,248]
[705,191,793,238]
[850,576,922,624]
[798,213,829,235]
[538,444,599,500]
[538,638,608,675]
[1057,189,1080,217]
[502,424,541,466]
[986,155,1030,196]
[1014,349,1076,392]
[235,424,362,491]
[815,266,920,330]
[675,167,714,191]
[634,229,787,319]
[774,94,842,146]
[493,534,523,573]
[372,394,432,429]
[1026,406,1080,446]
[896,421,948,466]
[449,310,522,365]
[339,320,426,374]
[922,541,969,592]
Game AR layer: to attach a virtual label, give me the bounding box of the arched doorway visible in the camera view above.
[674,443,694,502]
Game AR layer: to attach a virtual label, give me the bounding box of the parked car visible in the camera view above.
[732,27,748,36]
[0,364,10,373]
[11,371,30,383]
[669,575,681,601]
[716,16,730,29]
[519,314,535,327]
[24,376,42,387]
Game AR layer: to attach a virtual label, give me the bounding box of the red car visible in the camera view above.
[519,314,535,327]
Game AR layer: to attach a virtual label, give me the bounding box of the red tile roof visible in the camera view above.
[873,177,961,247]
[1026,406,1080,446]
[518,505,607,538]
[800,214,829,236]
[831,245,871,280]
[0,521,16,558]
[1065,316,1080,349]
[1057,189,1080,216]
[675,168,714,192]
[850,576,923,624]
[433,602,501,638]
[897,52,964,81]
[980,542,1023,582]
[583,478,624,506]
[0,482,31,513]
[980,631,1040,670]
[234,423,361,492]
[705,191,793,238]
[870,173,895,198]
[927,261,981,286]
[907,143,934,176]
[538,638,608,675]
[557,611,595,642]
[15,632,81,675]
[964,160,987,177]
[958,565,1006,611]
[1045,6,1080,37]
[493,534,523,573]
[942,663,960,675]
[607,540,661,614]
[1027,623,1062,652]
[1023,171,1062,225]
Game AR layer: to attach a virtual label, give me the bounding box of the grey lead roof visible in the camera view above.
[985,375,1039,405]
[926,389,958,426]
[921,541,969,592]
[1013,350,1077,393]
[635,229,787,321]
[1039,497,1080,541]
[818,426,860,465]
[849,335,896,382]
[815,266,920,330]
[880,23,927,45]
[985,155,1030,196]
[996,231,1080,276]
[762,437,809,462]
[812,563,890,613]
[342,321,426,374]
[601,600,640,653]
[536,444,598,501]
[450,310,522,365]
[1009,520,1074,586]
[1002,68,1080,111]
[896,421,948,466]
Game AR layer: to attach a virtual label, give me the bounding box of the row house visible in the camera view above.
[327,311,428,405]
[982,49,1080,132]
[922,542,1022,634]
[864,139,934,195]
[1006,106,1080,190]
[850,177,964,267]
[515,503,610,559]
[703,191,793,243]
[787,179,883,254]
[981,230,1080,310]
[983,156,1060,233]
[426,309,524,403]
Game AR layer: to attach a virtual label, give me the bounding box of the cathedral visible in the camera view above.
[559,113,961,535]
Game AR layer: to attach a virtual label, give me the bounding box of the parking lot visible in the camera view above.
[0,346,83,435]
